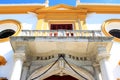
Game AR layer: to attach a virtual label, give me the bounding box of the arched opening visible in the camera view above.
[0,29,15,39]
[44,75,78,80]
[28,61,94,80]
[109,29,120,39]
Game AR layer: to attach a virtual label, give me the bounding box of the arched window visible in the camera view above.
[0,29,15,39]
[109,29,120,39]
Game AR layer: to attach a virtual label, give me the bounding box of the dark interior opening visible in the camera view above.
[0,29,15,39]
[109,29,120,39]
[50,24,73,30]
[44,75,78,80]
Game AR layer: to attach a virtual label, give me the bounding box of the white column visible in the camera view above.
[21,66,29,80]
[93,63,102,80]
[10,53,25,80]
[97,46,114,80]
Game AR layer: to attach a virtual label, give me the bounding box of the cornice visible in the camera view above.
[0,5,45,14]
[0,3,120,14]
[77,3,120,14]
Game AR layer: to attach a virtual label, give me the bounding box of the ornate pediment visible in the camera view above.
[35,4,87,13]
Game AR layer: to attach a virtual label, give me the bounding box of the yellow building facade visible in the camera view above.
[0,0,120,80]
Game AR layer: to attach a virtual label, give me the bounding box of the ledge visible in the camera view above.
[10,36,113,42]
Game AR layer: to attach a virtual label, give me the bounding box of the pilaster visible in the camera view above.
[78,14,87,30]
[93,63,102,80]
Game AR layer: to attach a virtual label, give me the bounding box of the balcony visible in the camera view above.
[10,30,112,42]
[10,30,113,59]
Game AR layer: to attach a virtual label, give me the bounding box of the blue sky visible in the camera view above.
[0,0,120,6]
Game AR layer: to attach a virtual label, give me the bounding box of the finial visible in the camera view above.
[45,0,49,7]
[76,0,80,6]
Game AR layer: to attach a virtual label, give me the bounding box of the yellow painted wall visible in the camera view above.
[36,19,44,30]
[36,19,82,30]
[80,20,87,30]
[36,9,87,30]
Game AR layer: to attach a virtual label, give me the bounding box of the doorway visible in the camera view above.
[44,75,78,80]
[50,24,73,30]
[50,24,74,37]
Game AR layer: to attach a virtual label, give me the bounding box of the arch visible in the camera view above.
[27,61,94,80]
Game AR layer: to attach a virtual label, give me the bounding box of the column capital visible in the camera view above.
[97,53,110,61]
[14,45,26,61]
[92,62,100,68]
[14,53,26,61]
[15,46,26,53]
[97,45,110,61]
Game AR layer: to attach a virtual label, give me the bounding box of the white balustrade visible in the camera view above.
[20,30,102,38]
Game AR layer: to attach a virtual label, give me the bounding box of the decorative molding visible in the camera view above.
[0,19,21,42]
[15,46,26,53]
[27,60,94,80]
[14,53,26,61]
[14,44,26,61]
[77,4,120,14]
[0,4,120,14]
[0,5,45,14]
[35,4,87,20]
[0,55,7,66]
[97,53,110,61]
[101,19,120,42]
[97,45,110,61]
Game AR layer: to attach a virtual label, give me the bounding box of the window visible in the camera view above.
[109,29,120,39]
[50,24,74,37]
[50,24,73,30]
[0,29,15,39]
